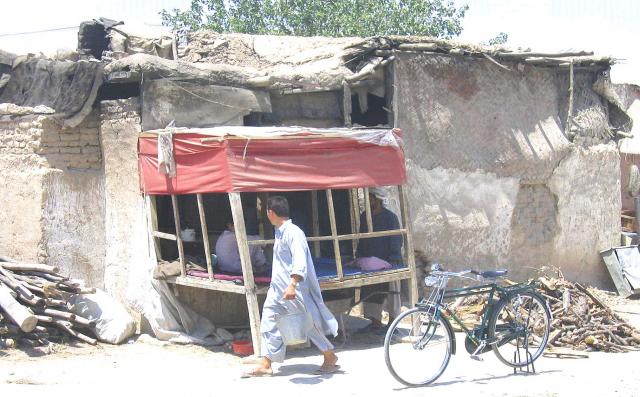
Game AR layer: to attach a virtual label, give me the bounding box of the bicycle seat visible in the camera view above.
[473,269,508,278]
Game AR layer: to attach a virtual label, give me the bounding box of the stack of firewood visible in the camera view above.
[537,277,640,352]
[0,260,97,348]
[452,277,640,352]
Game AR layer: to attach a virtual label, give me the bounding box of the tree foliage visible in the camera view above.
[486,32,508,46]
[161,0,468,38]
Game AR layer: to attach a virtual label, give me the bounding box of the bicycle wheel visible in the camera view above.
[384,306,454,386]
[488,291,550,367]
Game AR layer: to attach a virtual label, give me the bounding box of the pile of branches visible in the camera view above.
[537,277,640,353]
[452,277,640,353]
[0,260,97,349]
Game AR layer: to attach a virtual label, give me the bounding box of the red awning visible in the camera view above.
[138,128,406,194]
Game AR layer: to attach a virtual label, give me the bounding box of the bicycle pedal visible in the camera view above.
[469,355,484,362]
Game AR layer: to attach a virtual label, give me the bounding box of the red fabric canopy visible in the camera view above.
[138,129,406,194]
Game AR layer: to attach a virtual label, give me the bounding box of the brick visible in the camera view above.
[60,147,81,154]
[81,146,101,154]
[60,133,81,142]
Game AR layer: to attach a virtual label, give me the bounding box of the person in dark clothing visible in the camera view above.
[356,187,403,330]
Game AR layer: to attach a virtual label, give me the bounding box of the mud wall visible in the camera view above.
[395,53,620,288]
[0,110,105,284]
[99,98,150,305]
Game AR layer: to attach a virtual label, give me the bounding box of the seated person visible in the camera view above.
[356,187,403,331]
[215,216,267,275]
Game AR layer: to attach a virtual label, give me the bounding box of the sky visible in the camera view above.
[0,0,637,83]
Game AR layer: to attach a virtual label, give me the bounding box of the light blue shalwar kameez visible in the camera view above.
[261,219,339,363]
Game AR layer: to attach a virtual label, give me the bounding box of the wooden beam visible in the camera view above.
[311,190,321,257]
[168,276,270,294]
[320,269,413,290]
[171,195,186,277]
[229,192,262,356]
[247,229,408,246]
[152,231,177,241]
[326,189,344,280]
[399,185,419,308]
[364,187,373,233]
[197,193,214,280]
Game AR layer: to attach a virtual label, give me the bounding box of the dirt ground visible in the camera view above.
[1,300,639,397]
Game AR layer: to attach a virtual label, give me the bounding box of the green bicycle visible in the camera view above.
[384,264,551,387]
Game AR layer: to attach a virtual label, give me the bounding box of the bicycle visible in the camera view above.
[384,264,551,387]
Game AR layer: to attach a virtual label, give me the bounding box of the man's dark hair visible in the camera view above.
[267,196,290,218]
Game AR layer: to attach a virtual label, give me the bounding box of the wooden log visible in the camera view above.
[0,283,37,332]
[42,308,94,327]
[53,320,97,345]
[0,268,36,301]
[42,308,75,321]
[345,57,383,83]
[374,50,393,57]
[45,298,67,307]
[398,43,438,51]
[247,76,274,88]
[496,50,594,59]
[0,263,59,274]
[25,271,65,282]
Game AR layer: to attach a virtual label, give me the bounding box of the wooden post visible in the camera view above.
[398,185,419,308]
[566,61,575,137]
[364,187,373,233]
[311,190,321,257]
[197,194,213,280]
[348,189,358,258]
[229,192,262,355]
[343,80,352,127]
[326,189,344,280]
[171,195,186,277]
[258,193,273,261]
[145,195,162,260]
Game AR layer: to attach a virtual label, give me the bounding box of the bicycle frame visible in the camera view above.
[418,279,539,347]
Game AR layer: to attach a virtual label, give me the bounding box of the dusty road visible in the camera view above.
[1,300,639,397]
[1,332,639,396]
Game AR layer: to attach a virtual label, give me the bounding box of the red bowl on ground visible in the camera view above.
[232,340,254,356]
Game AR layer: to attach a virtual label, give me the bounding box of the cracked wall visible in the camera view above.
[396,53,620,288]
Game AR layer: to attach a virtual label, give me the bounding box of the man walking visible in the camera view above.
[243,196,339,377]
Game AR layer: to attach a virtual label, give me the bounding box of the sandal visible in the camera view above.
[312,364,341,375]
[240,367,274,378]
